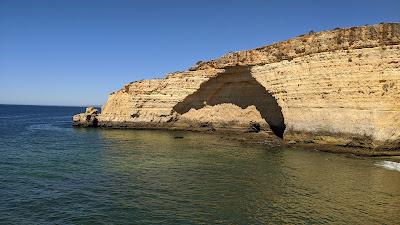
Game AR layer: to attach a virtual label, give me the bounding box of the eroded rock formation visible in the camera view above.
[73,23,400,150]
[72,107,99,127]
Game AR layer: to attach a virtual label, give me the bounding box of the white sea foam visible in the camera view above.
[375,161,400,172]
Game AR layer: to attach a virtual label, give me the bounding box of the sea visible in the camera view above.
[0,104,399,224]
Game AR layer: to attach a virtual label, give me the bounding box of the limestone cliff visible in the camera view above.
[73,23,400,150]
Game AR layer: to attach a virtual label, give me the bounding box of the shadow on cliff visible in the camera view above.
[173,67,286,138]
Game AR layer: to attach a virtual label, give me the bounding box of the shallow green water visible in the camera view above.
[0,105,399,224]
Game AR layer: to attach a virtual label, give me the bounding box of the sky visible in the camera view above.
[0,0,399,106]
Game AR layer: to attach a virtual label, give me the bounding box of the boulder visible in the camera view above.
[72,107,99,127]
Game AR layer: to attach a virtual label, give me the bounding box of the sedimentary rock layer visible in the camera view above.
[73,23,400,149]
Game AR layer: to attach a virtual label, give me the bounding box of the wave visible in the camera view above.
[0,115,31,119]
[26,124,72,132]
[375,161,400,172]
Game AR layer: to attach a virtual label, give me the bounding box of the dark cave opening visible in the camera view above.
[173,67,286,138]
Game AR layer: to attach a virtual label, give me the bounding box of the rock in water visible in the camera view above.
[72,107,99,127]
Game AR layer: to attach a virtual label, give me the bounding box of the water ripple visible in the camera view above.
[0,105,399,224]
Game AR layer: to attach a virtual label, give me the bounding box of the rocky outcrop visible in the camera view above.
[72,107,99,127]
[73,23,400,150]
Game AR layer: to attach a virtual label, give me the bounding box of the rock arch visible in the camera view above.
[173,67,286,138]
[77,23,400,150]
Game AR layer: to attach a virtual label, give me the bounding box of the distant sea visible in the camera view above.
[0,104,399,224]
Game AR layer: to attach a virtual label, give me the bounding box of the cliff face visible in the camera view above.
[74,23,400,149]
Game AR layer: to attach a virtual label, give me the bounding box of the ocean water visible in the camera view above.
[0,104,399,225]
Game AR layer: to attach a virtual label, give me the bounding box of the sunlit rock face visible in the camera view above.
[173,67,285,137]
[72,107,99,127]
[74,23,400,149]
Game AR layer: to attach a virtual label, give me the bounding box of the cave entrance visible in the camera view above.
[173,67,286,138]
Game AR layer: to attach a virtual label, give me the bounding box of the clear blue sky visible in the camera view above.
[1,0,399,106]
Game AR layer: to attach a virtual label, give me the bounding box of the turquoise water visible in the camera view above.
[0,105,399,224]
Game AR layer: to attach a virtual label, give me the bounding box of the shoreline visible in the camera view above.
[74,125,400,157]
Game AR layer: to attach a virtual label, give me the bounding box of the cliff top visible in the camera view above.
[188,23,400,71]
